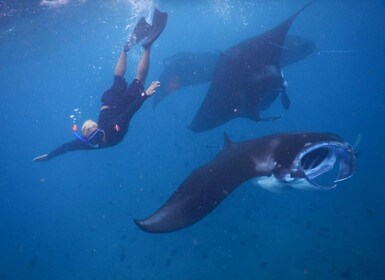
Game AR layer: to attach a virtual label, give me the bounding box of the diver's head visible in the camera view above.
[81,119,98,139]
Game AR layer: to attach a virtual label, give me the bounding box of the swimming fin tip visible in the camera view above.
[124,17,151,52]
[142,8,168,49]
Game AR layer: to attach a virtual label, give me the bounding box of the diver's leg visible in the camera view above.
[116,17,152,77]
[136,47,151,83]
[114,49,127,77]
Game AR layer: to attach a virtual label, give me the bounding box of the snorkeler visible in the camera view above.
[33,9,168,162]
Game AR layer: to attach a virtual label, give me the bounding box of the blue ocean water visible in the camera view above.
[0,0,384,279]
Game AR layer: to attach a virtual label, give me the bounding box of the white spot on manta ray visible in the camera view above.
[252,154,276,172]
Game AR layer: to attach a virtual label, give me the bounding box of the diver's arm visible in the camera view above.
[33,140,92,162]
[115,80,159,126]
[129,80,159,112]
[145,81,160,96]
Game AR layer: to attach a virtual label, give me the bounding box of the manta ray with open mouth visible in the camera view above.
[134,132,356,233]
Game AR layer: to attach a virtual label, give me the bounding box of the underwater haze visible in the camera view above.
[0,0,384,279]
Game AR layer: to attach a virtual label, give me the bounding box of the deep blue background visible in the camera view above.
[0,0,384,279]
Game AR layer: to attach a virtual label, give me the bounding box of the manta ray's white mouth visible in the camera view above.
[292,141,355,189]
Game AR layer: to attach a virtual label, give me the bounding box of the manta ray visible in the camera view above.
[152,35,315,109]
[189,1,316,132]
[134,132,356,233]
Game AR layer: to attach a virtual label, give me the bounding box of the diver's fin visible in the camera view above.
[124,17,151,52]
[142,8,168,49]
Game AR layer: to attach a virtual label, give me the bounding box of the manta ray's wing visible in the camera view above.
[188,52,243,132]
[152,52,219,109]
[189,1,315,132]
[134,136,260,233]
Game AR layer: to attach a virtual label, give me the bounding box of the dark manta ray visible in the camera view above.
[189,1,316,132]
[152,51,218,109]
[152,35,315,109]
[134,132,356,233]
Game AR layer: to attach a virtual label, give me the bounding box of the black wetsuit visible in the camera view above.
[46,76,148,160]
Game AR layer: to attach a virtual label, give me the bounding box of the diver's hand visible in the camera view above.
[145,81,160,96]
[33,154,48,162]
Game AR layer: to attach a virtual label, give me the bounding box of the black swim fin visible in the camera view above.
[124,17,151,52]
[142,8,168,49]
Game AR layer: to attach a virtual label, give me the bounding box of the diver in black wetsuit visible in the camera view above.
[33,9,168,162]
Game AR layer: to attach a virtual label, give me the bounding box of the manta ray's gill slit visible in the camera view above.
[301,147,329,170]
